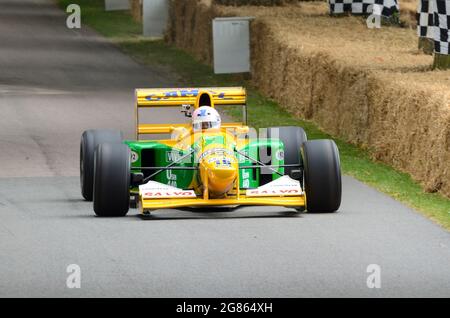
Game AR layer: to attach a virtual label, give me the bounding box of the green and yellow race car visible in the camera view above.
[80,87,341,217]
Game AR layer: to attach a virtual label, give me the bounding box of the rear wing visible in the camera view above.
[136,87,246,107]
[135,87,247,139]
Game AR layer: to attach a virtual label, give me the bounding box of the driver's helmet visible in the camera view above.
[192,106,221,131]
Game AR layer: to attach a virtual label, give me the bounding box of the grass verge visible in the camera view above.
[59,0,450,229]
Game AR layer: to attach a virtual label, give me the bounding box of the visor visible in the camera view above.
[193,121,220,131]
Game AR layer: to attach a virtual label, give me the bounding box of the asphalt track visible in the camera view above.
[0,0,449,298]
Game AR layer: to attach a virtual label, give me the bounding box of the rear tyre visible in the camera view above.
[267,126,307,178]
[302,140,341,213]
[93,143,130,217]
[80,130,123,201]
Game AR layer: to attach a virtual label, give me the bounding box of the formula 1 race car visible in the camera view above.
[80,87,341,217]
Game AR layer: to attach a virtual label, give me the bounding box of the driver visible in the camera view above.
[192,106,222,131]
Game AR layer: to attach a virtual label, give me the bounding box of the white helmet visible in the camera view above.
[192,106,221,131]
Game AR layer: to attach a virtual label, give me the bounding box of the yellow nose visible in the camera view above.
[200,156,238,197]
[206,166,237,194]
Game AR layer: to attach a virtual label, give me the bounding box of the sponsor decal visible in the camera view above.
[198,108,208,117]
[246,175,302,197]
[242,170,250,189]
[142,190,196,199]
[198,148,234,161]
[139,181,196,199]
[167,150,182,162]
[166,170,177,187]
[275,150,284,161]
[131,151,139,163]
[237,150,249,163]
[145,89,198,101]
[144,89,234,102]
[208,157,232,167]
[246,188,301,197]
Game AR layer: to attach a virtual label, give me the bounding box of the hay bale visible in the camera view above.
[434,53,450,69]
[418,37,434,55]
[399,0,418,27]
[247,12,450,198]
[129,0,143,22]
[166,0,219,64]
[367,75,450,195]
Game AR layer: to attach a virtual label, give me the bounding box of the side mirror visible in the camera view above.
[181,104,193,117]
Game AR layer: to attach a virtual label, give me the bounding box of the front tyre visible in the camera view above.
[80,130,123,201]
[266,126,307,183]
[93,143,131,217]
[302,140,342,213]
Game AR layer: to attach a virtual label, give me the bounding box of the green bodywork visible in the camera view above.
[124,136,284,190]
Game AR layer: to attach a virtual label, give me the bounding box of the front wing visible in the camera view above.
[138,176,305,212]
[140,195,305,211]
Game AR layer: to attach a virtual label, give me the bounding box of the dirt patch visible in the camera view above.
[166,0,450,198]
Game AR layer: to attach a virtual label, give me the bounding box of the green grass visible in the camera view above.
[59,0,450,229]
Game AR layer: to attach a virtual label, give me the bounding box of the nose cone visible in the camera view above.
[200,154,238,196]
[206,166,237,194]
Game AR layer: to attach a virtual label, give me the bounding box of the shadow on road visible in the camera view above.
[137,208,304,221]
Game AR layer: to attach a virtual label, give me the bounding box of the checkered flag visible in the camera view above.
[328,0,354,13]
[328,0,399,17]
[434,0,450,54]
[417,0,436,39]
[373,0,399,17]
